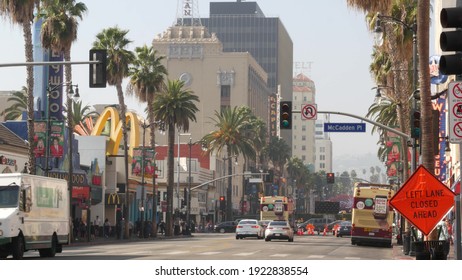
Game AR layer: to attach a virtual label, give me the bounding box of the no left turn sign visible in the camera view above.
[302,104,317,120]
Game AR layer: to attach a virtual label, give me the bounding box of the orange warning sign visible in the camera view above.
[390,165,455,236]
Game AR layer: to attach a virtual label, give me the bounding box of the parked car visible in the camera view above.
[297,218,335,234]
[336,221,352,237]
[265,220,294,242]
[236,219,263,239]
[214,221,237,233]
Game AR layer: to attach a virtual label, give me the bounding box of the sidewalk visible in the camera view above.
[66,232,192,247]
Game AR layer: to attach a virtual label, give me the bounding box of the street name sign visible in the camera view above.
[324,123,366,133]
[448,81,462,143]
[389,165,455,236]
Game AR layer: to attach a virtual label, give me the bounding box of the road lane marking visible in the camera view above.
[306,255,325,259]
[160,251,190,255]
[270,254,289,257]
[197,251,221,255]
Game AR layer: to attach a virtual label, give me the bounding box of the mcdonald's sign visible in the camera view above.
[106,193,122,205]
[91,107,140,157]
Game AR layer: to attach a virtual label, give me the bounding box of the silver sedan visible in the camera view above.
[265,220,294,242]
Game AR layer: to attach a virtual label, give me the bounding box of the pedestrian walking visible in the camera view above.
[104,218,111,238]
[158,220,166,235]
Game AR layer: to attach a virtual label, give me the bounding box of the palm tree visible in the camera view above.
[39,0,87,231]
[201,106,256,221]
[152,79,199,237]
[0,87,28,121]
[0,0,37,174]
[265,136,291,195]
[65,100,99,129]
[92,26,135,239]
[127,44,167,237]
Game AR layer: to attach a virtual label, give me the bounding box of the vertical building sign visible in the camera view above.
[434,97,447,181]
[269,95,278,138]
[183,0,192,16]
[48,50,64,121]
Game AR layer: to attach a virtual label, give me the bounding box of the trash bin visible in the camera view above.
[414,240,448,260]
[425,240,448,260]
[414,241,431,260]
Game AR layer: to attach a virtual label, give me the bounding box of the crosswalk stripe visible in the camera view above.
[197,251,221,255]
[233,252,256,256]
[161,251,190,255]
[270,254,289,257]
[306,255,325,259]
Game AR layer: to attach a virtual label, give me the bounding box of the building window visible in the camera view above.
[302,145,306,151]
[320,147,325,153]
[320,155,325,160]
[302,125,306,131]
[320,163,325,169]
[221,85,231,98]
[302,135,306,141]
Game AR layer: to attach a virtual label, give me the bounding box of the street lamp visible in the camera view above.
[44,82,78,238]
[186,137,207,232]
[374,13,417,256]
[177,132,191,213]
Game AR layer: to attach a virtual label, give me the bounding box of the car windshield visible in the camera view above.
[340,221,351,226]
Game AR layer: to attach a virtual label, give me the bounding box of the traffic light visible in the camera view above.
[219,196,225,210]
[326,172,335,184]
[440,7,462,75]
[411,109,421,139]
[89,49,107,88]
[280,101,292,129]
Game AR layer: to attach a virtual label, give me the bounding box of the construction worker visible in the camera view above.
[333,223,340,236]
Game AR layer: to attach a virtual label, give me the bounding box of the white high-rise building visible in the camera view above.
[315,117,333,173]
[292,73,316,170]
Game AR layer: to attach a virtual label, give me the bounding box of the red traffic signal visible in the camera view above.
[219,196,225,201]
[326,173,335,184]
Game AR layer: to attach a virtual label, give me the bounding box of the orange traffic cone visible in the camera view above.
[322,225,328,236]
[297,228,303,236]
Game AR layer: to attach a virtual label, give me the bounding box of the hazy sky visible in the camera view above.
[0,0,382,170]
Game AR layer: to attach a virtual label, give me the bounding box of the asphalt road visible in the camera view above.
[20,232,394,260]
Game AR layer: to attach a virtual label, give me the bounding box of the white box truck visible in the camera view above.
[0,173,69,259]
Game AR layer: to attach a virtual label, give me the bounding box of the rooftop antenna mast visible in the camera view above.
[176,0,202,26]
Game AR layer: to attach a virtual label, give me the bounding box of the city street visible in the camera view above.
[19,233,394,260]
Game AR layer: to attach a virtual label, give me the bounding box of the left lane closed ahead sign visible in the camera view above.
[389,165,455,236]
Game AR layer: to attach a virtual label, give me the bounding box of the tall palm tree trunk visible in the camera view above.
[24,22,35,175]
[148,97,158,237]
[226,148,233,221]
[166,123,175,236]
[418,0,436,241]
[116,83,130,239]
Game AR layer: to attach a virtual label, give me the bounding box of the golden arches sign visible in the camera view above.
[91,107,141,157]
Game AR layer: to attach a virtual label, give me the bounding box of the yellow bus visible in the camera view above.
[351,183,395,247]
[260,196,294,221]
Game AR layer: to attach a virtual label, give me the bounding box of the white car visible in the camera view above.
[235,219,263,239]
[265,220,294,242]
